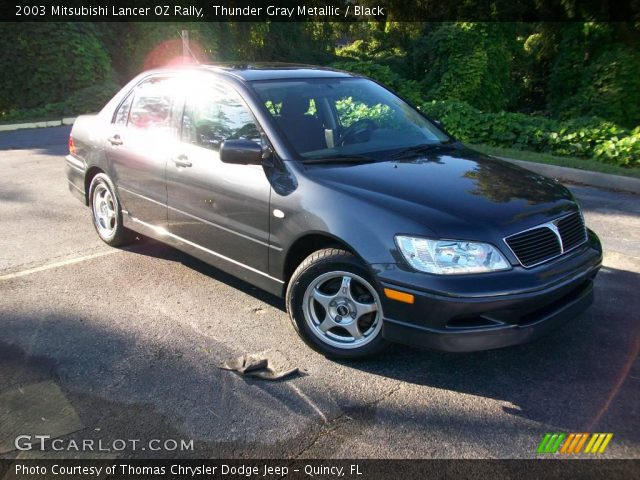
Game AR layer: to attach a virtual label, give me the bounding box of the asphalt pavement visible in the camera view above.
[0,126,638,459]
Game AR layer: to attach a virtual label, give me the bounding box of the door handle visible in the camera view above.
[173,155,192,168]
[108,134,123,146]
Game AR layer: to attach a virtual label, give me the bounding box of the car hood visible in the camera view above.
[303,146,577,238]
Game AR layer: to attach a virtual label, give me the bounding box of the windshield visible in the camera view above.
[250,77,450,161]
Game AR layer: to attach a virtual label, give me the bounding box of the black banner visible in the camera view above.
[2,0,639,22]
[0,459,639,480]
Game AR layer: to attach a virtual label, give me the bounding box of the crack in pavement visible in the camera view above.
[291,383,404,459]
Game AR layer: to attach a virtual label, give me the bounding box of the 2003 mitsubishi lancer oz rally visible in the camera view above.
[65,64,602,358]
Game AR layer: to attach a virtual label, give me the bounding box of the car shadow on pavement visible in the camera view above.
[1,267,638,458]
[39,232,639,447]
[0,314,337,459]
[121,236,639,439]
[338,265,640,440]
[122,235,286,311]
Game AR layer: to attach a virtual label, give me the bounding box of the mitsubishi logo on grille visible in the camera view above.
[545,220,564,253]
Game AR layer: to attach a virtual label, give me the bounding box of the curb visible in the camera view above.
[499,156,640,196]
[0,117,76,132]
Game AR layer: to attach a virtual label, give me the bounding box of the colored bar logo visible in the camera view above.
[537,433,613,454]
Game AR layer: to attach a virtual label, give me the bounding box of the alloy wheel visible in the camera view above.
[302,271,383,349]
[92,182,117,238]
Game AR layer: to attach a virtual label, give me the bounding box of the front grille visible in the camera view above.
[505,212,587,268]
[506,227,562,267]
[557,211,588,251]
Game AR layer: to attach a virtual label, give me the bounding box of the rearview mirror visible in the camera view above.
[220,139,262,165]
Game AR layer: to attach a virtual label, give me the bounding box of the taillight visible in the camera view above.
[68,135,76,155]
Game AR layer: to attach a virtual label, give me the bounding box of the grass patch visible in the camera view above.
[468,143,640,180]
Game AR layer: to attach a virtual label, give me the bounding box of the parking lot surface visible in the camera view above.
[1,126,639,459]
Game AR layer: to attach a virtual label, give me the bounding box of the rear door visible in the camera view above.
[166,78,271,275]
[105,76,177,226]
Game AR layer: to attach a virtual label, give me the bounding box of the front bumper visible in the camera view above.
[373,230,602,352]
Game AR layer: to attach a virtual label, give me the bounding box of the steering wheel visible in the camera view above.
[338,118,377,146]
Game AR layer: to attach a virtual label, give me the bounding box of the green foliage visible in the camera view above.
[516,24,559,113]
[593,127,640,166]
[338,21,640,128]
[334,97,395,128]
[422,100,640,167]
[216,23,333,63]
[336,37,405,63]
[120,23,219,78]
[331,60,401,87]
[330,60,425,105]
[64,81,122,114]
[549,23,640,127]
[1,81,121,122]
[0,23,115,113]
[409,23,519,112]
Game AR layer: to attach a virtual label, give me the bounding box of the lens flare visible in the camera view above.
[143,39,205,70]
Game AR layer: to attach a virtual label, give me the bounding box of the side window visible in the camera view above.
[182,85,260,151]
[128,77,173,130]
[114,94,133,125]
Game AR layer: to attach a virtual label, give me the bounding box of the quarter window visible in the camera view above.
[114,94,133,125]
[182,85,260,150]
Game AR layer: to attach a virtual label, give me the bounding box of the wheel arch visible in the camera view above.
[84,166,105,205]
[283,232,364,286]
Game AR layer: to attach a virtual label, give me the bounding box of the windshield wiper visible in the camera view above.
[390,142,452,160]
[301,154,376,165]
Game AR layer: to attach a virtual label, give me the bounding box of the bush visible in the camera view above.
[409,23,519,112]
[63,81,121,114]
[0,81,121,122]
[0,23,115,113]
[330,60,426,105]
[549,24,640,128]
[593,127,640,167]
[421,100,640,167]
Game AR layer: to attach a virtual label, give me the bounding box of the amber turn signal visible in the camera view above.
[383,288,415,304]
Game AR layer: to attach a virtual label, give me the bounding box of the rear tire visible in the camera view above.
[88,173,134,247]
[286,248,389,359]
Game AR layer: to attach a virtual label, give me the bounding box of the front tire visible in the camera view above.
[286,248,389,359]
[89,173,133,247]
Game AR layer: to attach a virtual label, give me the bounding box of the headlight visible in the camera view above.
[395,236,511,275]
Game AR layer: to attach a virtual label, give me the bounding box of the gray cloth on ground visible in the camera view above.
[220,350,299,380]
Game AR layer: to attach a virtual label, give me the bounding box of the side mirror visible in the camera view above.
[219,139,262,165]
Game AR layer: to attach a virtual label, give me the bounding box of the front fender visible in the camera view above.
[268,170,433,280]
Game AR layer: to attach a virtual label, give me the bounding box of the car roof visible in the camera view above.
[199,62,358,81]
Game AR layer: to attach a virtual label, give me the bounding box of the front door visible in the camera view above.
[166,79,271,277]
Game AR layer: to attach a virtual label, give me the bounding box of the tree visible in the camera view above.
[0,23,115,112]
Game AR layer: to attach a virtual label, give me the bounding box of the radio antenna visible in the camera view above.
[180,30,200,64]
